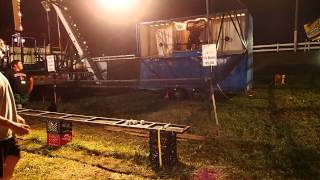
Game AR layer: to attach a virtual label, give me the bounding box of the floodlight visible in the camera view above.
[95,0,138,12]
[41,1,51,12]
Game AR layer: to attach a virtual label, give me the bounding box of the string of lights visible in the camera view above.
[12,0,23,31]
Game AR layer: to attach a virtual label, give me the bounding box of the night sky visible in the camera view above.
[0,0,319,56]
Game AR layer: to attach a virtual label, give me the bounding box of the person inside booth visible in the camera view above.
[5,60,34,108]
[186,19,206,50]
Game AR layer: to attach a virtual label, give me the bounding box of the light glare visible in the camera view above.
[96,0,137,12]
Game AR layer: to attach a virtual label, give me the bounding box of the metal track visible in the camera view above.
[17,108,190,133]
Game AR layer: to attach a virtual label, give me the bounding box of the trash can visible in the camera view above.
[149,129,177,170]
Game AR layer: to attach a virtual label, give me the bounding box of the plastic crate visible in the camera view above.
[47,131,72,146]
[47,120,72,146]
[149,129,177,170]
[47,120,72,134]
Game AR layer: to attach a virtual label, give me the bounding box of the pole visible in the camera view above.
[206,0,210,43]
[294,0,299,52]
[20,37,23,63]
[210,72,219,126]
[46,10,51,53]
[57,12,63,69]
[42,0,57,111]
[206,0,219,127]
[11,36,14,62]
[53,74,57,105]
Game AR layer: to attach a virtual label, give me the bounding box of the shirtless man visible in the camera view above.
[0,72,30,179]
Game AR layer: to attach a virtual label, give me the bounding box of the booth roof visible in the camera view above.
[138,8,249,25]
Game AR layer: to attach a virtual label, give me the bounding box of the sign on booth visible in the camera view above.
[202,44,217,67]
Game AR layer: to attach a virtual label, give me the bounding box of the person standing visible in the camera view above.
[0,72,30,179]
[5,60,34,108]
[0,39,9,70]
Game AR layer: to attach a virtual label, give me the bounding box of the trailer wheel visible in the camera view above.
[173,87,188,100]
[163,88,173,100]
[191,88,205,100]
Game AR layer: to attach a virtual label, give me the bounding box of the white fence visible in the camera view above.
[91,54,137,62]
[253,41,320,53]
[90,42,320,62]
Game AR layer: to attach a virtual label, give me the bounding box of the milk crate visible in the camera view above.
[149,130,177,170]
[47,120,72,146]
[47,131,72,146]
[47,120,72,134]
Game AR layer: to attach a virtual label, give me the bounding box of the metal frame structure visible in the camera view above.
[50,2,102,80]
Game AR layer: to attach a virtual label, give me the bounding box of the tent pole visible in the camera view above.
[206,0,210,43]
[294,0,299,52]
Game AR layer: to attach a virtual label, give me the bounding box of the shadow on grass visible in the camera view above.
[152,161,195,179]
[266,87,320,178]
[53,91,171,118]
[70,142,196,178]
[21,139,195,179]
[188,134,320,178]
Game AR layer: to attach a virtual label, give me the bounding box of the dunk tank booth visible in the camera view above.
[137,9,253,91]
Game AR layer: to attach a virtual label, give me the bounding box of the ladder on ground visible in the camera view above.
[17,108,190,133]
[18,108,193,170]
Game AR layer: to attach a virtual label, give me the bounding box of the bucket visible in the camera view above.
[274,74,285,86]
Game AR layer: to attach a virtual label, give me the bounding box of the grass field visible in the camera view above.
[12,50,320,179]
[12,77,320,179]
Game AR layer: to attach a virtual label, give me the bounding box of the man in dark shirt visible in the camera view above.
[5,60,34,107]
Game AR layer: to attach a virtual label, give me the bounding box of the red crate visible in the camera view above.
[47,132,72,146]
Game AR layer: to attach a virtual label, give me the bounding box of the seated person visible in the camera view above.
[187,30,201,50]
[186,19,206,50]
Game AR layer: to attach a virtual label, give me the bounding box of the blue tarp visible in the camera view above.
[139,53,250,91]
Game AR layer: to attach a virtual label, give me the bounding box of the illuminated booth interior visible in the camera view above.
[137,11,249,57]
[137,9,253,91]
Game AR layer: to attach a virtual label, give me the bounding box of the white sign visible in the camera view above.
[46,55,56,72]
[202,44,217,67]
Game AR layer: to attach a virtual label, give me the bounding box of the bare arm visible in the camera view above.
[0,116,30,136]
[28,77,34,95]
[17,114,26,124]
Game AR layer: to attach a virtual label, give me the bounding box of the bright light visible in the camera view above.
[174,22,187,31]
[95,0,138,13]
[89,0,150,25]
